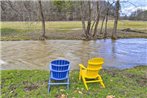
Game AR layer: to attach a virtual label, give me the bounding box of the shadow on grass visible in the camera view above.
[1,28,19,36]
[1,28,31,36]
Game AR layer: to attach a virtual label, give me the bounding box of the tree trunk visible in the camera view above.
[104,14,108,38]
[93,1,100,37]
[86,1,92,38]
[100,16,105,34]
[80,1,87,37]
[112,0,120,39]
[104,3,109,38]
[90,20,96,33]
[38,0,46,39]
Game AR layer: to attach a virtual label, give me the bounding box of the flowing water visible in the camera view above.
[1,38,147,70]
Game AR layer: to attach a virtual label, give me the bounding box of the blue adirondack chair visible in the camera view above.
[48,59,70,92]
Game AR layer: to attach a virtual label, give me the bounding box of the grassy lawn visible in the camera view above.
[1,20,147,40]
[1,66,147,98]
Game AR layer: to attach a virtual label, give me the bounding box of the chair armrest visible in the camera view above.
[79,64,87,69]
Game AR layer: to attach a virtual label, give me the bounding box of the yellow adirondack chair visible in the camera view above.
[79,58,105,90]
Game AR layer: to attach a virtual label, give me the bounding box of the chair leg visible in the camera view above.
[100,81,105,88]
[82,76,88,90]
[67,84,69,89]
[97,75,105,88]
[48,78,51,93]
[79,72,81,80]
[48,85,50,93]
[67,78,69,89]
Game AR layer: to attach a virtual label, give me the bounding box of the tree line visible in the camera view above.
[1,0,120,40]
[1,0,115,21]
[121,9,147,21]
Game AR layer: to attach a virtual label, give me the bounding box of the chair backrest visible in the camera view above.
[50,59,70,79]
[86,58,104,78]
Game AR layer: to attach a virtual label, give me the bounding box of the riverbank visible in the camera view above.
[1,66,147,98]
[1,21,147,41]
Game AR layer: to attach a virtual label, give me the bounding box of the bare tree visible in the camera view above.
[38,0,46,39]
[112,0,120,39]
[99,15,105,34]
[80,1,101,39]
[104,1,109,38]
[93,1,100,37]
[86,1,92,38]
[80,1,86,37]
[99,1,108,35]
[80,1,92,39]
[80,0,116,39]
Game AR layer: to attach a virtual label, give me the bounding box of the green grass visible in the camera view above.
[1,20,147,29]
[1,20,147,40]
[1,66,147,98]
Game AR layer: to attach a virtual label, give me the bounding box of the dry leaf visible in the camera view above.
[60,94,67,98]
[60,89,65,91]
[56,94,67,98]
[106,95,115,98]
[78,91,83,94]
[110,79,113,81]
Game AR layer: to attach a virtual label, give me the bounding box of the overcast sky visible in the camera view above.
[108,0,147,16]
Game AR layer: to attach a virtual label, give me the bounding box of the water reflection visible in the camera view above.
[1,38,147,70]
